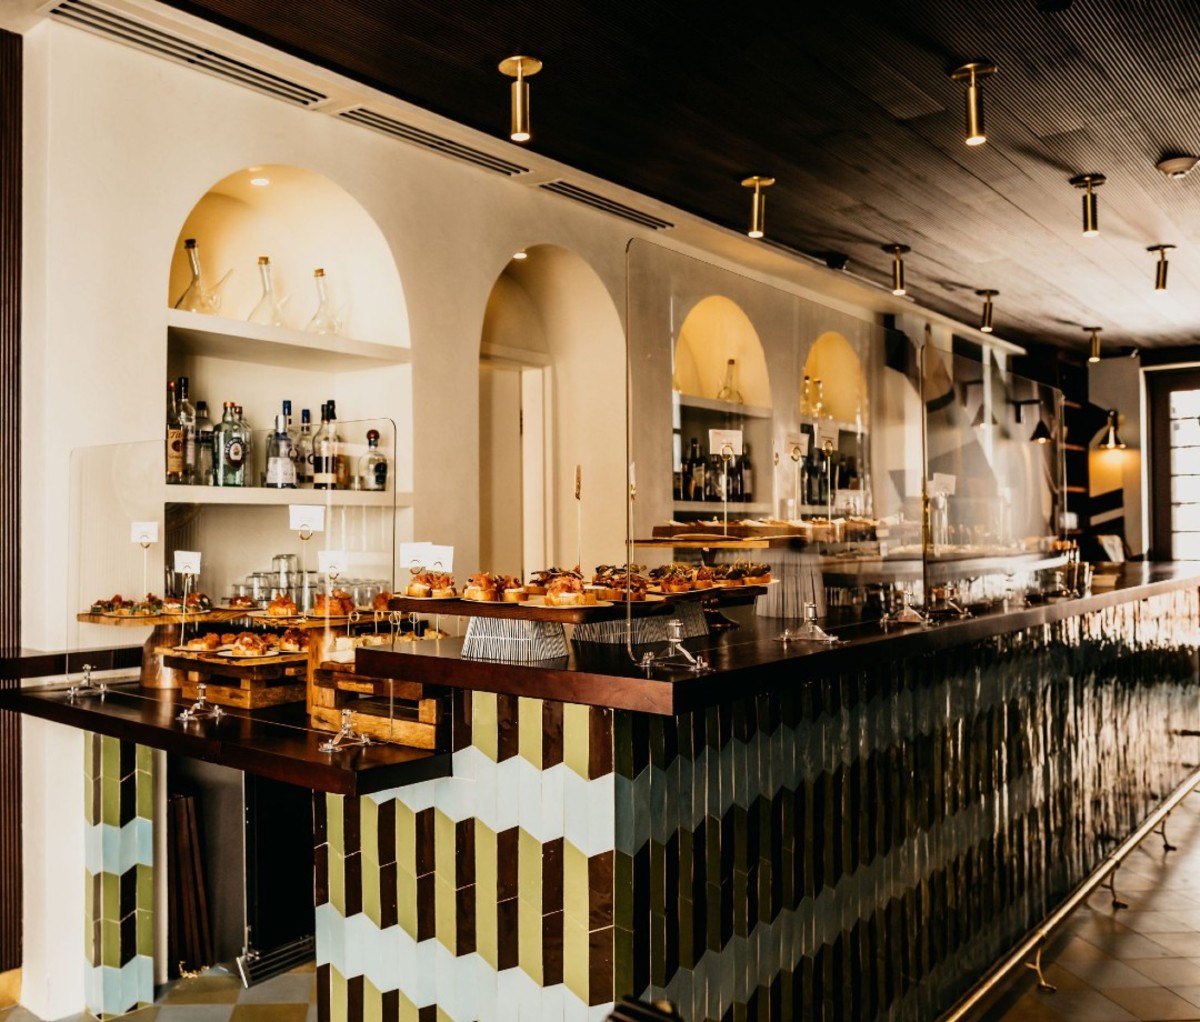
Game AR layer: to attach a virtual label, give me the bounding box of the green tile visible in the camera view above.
[563,704,590,780]
[362,855,381,928]
[136,772,153,823]
[84,865,95,925]
[613,713,633,780]
[563,914,589,1003]
[398,988,419,1022]
[102,775,121,829]
[101,872,120,922]
[435,810,455,890]
[101,918,121,968]
[136,908,153,957]
[396,801,415,875]
[474,820,498,968]
[363,976,382,1022]
[518,697,543,768]
[565,841,589,927]
[135,744,153,775]
[101,736,120,783]
[328,964,347,1022]
[474,691,498,762]
[361,799,379,870]
[326,794,344,855]
[327,848,345,917]
[84,764,95,823]
[435,874,456,955]
[397,864,418,940]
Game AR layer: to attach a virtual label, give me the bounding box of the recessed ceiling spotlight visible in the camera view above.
[1085,326,1103,362]
[1070,174,1106,236]
[250,176,270,187]
[976,289,998,332]
[741,176,775,239]
[1156,155,1199,179]
[1148,244,1175,291]
[881,244,911,295]
[824,252,849,271]
[512,248,528,260]
[949,62,998,146]
[499,55,542,143]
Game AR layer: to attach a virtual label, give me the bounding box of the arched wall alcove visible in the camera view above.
[479,244,626,575]
[672,295,771,407]
[802,330,867,424]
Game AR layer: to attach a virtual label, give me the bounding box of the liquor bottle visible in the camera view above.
[194,400,214,486]
[177,376,197,484]
[214,401,246,487]
[715,358,744,404]
[235,405,254,486]
[295,408,314,487]
[173,238,224,314]
[727,453,742,502]
[328,400,350,489]
[741,444,754,504]
[165,380,183,483]
[359,429,387,491]
[687,438,705,502]
[706,454,724,501]
[247,256,286,327]
[312,402,337,490]
[265,413,297,488]
[800,375,812,417]
[306,268,342,335]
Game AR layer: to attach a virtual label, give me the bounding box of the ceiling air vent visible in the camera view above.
[338,109,528,176]
[539,181,674,230]
[50,0,326,106]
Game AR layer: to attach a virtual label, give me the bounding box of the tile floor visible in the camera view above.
[984,790,1200,1022]
[7,795,1200,1022]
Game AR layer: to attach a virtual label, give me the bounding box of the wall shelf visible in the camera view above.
[678,393,772,419]
[163,485,410,508]
[672,501,773,515]
[167,309,410,372]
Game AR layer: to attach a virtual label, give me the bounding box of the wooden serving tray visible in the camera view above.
[160,648,309,708]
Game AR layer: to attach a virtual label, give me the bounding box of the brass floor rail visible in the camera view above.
[939,764,1200,1022]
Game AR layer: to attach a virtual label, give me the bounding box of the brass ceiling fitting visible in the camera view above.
[1070,173,1106,236]
[882,244,911,295]
[949,62,998,146]
[741,176,775,239]
[499,55,542,143]
[1085,326,1103,363]
[975,289,998,333]
[1148,244,1175,291]
[1030,419,1053,444]
[1099,409,1126,450]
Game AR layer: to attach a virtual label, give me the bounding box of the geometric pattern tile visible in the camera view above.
[83,735,154,1019]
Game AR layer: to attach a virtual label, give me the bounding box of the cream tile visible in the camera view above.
[1054,936,1114,961]
[1102,986,1200,1021]
[1057,958,1159,988]
[1126,957,1200,988]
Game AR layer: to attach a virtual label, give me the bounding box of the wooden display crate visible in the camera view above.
[159,649,309,709]
[309,658,444,750]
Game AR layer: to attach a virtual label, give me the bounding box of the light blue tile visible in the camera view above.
[84,824,103,877]
[136,817,154,867]
[314,903,334,966]
[101,964,121,1016]
[119,821,138,874]
[101,824,120,872]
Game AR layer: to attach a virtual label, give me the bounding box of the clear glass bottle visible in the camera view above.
[295,408,314,487]
[800,375,812,417]
[177,376,196,484]
[165,380,183,483]
[715,358,744,404]
[329,400,350,489]
[173,238,223,314]
[306,268,342,335]
[214,401,246,487]
[194,400,214,486]
[312,402,337,490]
[359,429,387,491]
[247,256,287,327]
[741,443,754,504]
[265,413,297,488]
[235,404,254,485]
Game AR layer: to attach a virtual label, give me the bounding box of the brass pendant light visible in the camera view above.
[976,289,998,333]
[882,244,911,295]
[949,62,998,146]
[1148,244,1175,291]
[741,176,775,238]
[1098,409,1126,450]
[1030,419,1053,444]
[1070,174,1106,236]
[499,56,542,143]
[1085,326,1102,363]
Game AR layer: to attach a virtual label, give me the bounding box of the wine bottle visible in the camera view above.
[312,402,337,490]
[800,375,812,417]
[741,443,754,504]
[165,380,183,483]
[295,408,314,487]
[177,376,196,484]
[265,413,297,488]
[687,438,705,502]
[328,400,350,489]
[359,429,387,491]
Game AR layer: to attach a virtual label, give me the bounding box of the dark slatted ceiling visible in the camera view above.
[156,0,1200,352]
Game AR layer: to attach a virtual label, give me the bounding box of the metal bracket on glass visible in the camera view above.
[893,590,928,626]
[68,664,107,701]
[639,618,710,675]
[780,602,839,644]
[318,708,372,752]
[177,682,223,722]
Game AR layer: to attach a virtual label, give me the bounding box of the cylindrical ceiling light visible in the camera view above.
[1085,326,1103,363]
[1148,244,1175,291]
[1070,174,1106,236]
[949,62,998,146]
[882,244,911,295]
[499,55,542,143]
[976,289,998,333]
[1099,409,1126,450]
[741,176,775,239]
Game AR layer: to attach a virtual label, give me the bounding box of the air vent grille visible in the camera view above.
[338,109,528,176]
[50,0,326,106]
[539,181,674,230]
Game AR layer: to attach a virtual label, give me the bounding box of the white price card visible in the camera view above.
[785,432,810,459]
[174,550,202,575]
[816,422,840,450]
[317,550,349,578]
[400,542,434,571]
[130,521,158,544]
[289,505,326,533]
[708,428,743,458]
[930,472,958,496]
[427,545,455,574]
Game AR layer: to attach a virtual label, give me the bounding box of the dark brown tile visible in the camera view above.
[543,837,564,914]
[416,873,436,942]
[381,989,399,1022]
[589,708,613,779]
[342,795,361,856]
[346,975,364,1022]
[312,792,327,847]
[120,909,136,966]
[497,898,519,971]
[344,851,362,917]
[453,690,473,752]
[316,963,330,1022]
[544,909,564,986]
[313,844,329,907]
[120,769,136,827]
[542,700,564,768]
[456,884,476,956]
[377,800,396,866]
[589,850,614,930]
[415,808,435,877]
[456,818,475,888]
[418,1005,437,1022]
[379,861,398,930]
[230,1006,309,1022]
[589,925,614,1006]
[496,694,519,762]
[497,827,519,901]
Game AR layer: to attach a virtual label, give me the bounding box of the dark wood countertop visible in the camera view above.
[0,682,449,796]
[357,563,1200,716]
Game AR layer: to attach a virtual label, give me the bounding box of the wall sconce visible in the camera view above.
[499,55,542,143]
[741,176,775,238]
[1098,409,1126,449]
[976,289,998,333]
[1030,419,1053,444]
[882,244,911,295]
[1070,174,1106,236]
[1148,244,1175,291]
[1085,326,1102,363]
[949,62,998,146]
[512,248,528,260]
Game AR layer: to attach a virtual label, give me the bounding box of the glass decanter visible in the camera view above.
[306,268,343,335]
[247,256,288,327]
[173,238,227,314]
[715,358,744,404]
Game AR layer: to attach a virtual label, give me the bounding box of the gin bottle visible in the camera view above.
[194,400,214,486]
[214,402,246,487]
[265,414,297,488]
[358,429,387,491]
[295,408,314,487]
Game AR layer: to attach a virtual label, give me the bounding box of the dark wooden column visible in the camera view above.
[0,26,22,975]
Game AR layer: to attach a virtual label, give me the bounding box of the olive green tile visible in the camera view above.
[397,864,418,939]
[230,1006,308,1022]
[84,764,95,823]
[328,964,347,1022]
[436,1009,454,1022]
[102,774,121,829]
[101,872,120,922]
[563,913,590,1003]
[85,732,97,782]
[613,712,634,780]
[473,691,498,762]
[326,794,344,856]
[518,828,543,983]
[362,857,381,928]
[136,772,154,823]
[435,809,455,890]
[101,736,120,783]
[362,975,382,1022]
[136,908,153,958]
[475,819,498,969]
[101,918,120,969]
[564,840,589,927]
[361,799,379,870]
[162,973,243,1004]
[396,801,415,875]
[614,925,635,1008]
[435,874,457,955]
[518,697,543,768]
[327,847,345,917]
[135,744,153,775]
[398,988,420,1022]
[563,704,591,780]
[84,866,95,923]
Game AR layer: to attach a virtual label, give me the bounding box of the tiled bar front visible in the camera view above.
[314,587,1200,1022]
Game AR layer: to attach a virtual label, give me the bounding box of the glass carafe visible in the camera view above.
[306,268,343,335]
[247,256,288,327]
[715,358,744,404]
[173,238,227,314]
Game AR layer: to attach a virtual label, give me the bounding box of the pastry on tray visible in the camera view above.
[407,571,456,598]
[227,594,256,609]
[267,593,298,617]
[501,576,526,602]
[463,572,504,602]
[185,632,221,651]
[372,591,393,611]
[277,628,308,653]
[544,574,597,607]
[314,589,355,615]
[524,566,580,596]
[164,592,212,613]
[229,631,270,657]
